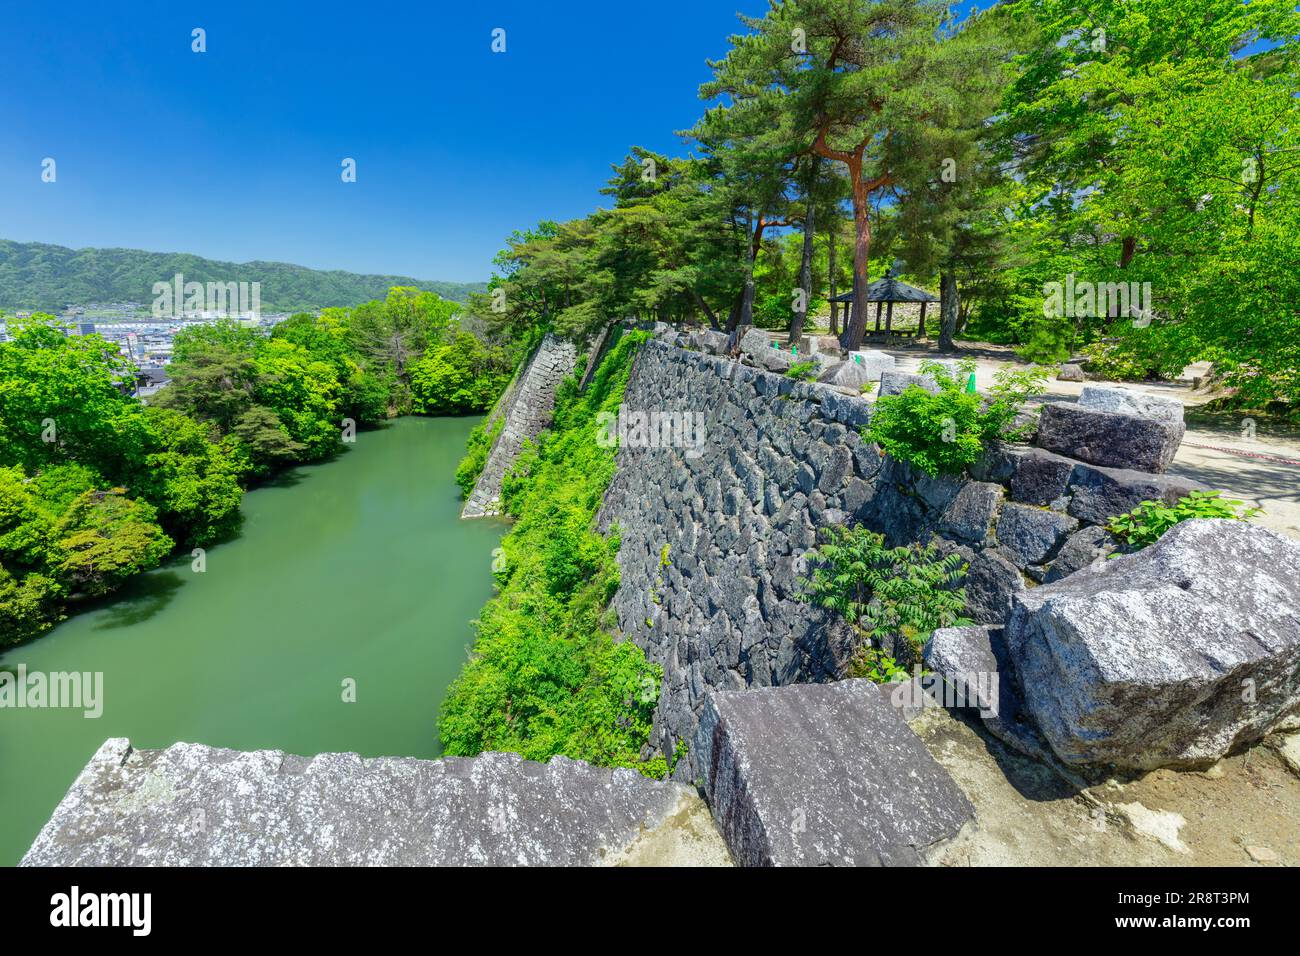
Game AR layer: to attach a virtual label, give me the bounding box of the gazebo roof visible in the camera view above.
[829,276,939,304]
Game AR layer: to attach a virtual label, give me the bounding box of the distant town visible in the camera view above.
[0,302,292,397]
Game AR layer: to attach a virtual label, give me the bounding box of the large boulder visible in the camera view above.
[1036,401,1185,473]
[695,681,973,866]
[1078,385,1184,426]
[1065,461,1208,525]
[1004,519,1300,771]
[738,327,775,360]
[817,358,873,391]
[878,370,939,397]
[845,349,896,384]
[689,329,730,355]
[22,740,719,866]
[878,360,963,397]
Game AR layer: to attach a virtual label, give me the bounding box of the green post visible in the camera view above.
[966,372,978,394]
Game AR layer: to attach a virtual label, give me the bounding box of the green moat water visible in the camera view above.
[0,416,504,865]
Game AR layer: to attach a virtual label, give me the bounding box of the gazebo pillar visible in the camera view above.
[885,300,894,333]
[918,301,927,339]
[874,301,883,333]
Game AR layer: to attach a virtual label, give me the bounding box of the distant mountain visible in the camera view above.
[0,239,487,313]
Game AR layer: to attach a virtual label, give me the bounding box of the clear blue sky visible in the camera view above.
[0,1,991,282]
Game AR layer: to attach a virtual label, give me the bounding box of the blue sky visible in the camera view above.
[0,1,991,282]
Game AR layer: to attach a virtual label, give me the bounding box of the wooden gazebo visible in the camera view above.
[830,275,939,337]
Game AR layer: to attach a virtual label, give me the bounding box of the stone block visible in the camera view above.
[1036,402,1184,473]
[695,682,974,866]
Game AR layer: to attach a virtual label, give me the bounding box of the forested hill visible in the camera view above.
[0,239,487,312]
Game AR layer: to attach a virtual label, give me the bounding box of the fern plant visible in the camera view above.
[1107,490,1259,550]
[798,525,972,679]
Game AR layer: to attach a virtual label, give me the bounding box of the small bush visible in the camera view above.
[454,415,504,498]
[785,360,819,382]
[1107,490,1259,550]
[865,360,1047,477]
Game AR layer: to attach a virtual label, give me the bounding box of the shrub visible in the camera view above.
[798,525,972,677]
[866,359,1047,477]
[1107,490,1259,550]
[454,415,503,499]
[785,360,819,381]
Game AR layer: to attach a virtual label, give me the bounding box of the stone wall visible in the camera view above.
[599,341,1205,775]
[462,332,578,518]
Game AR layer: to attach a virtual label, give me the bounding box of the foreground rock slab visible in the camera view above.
[22,739,722,867]
[1006,519,1300,770]
[695,681,974,866]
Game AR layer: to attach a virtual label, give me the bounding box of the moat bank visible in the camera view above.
[0,416,504,865]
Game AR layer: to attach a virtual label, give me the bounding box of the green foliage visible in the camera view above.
[454,415,504,499]
[798,524,972,675]
[410,331,512,414]
[0,463,172,643]
[866,360,1046,477]
[440,331,672,776]
[1107,490,1259,551]
[0,238,485,312]
[851,646,912,684]
[785,360,820,382]
[0,293,513,642]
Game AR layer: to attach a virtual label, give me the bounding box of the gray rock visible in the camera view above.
[816,387,873,428]
[996,502,1078,568]
[938,481,1004,545]
[22,740,706,867]
[958,545,1026,624]
[758,348,796,373]
[1005,519,1300,770]
[845,349,897,383]
[689,329,730,355]
[1066,462,1208,525]
[817,359,874,391]
[695,682,974,866]
[1057,363,1086,382]
[1008,446,1076,507]
[924,625,1054,762]
[969,442,1029,484]
[1036,402,1185,473]
[739,327,775,361]
[1078,385,1184,426]
[1043,525,1117,583]
[878,370,941,398]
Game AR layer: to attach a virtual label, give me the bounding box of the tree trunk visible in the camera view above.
[724,289,744,333]
[789,158,819,345]
[939,270,959,351]
[1119,235,1136,269]
[843,159,872,351]
[693,289,721,330]
[827,222,839,336]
